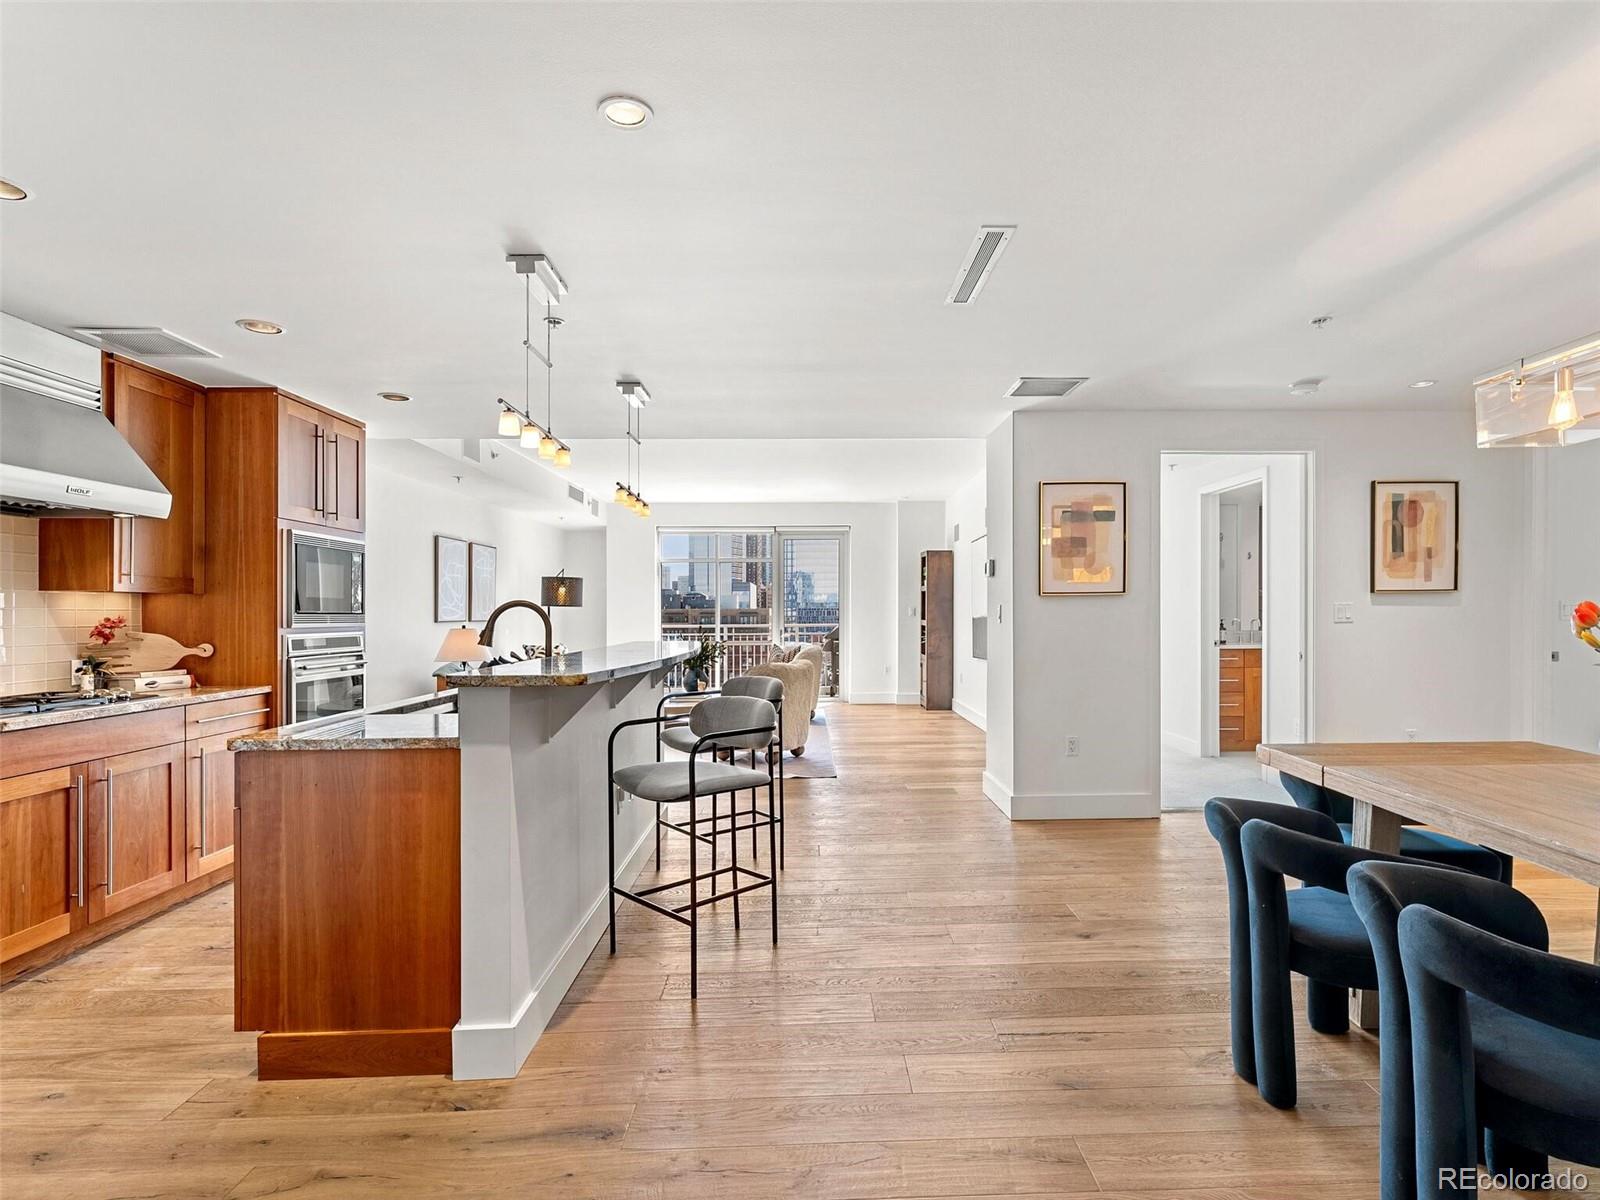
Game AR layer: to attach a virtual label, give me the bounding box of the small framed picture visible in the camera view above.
[1039,481,1126,596]
[434,535,469,622]
[1371,481,1458,592]
[469,542,498,621]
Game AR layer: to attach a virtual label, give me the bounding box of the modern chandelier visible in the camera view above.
[614,386,650,517]
[496,253,571,467]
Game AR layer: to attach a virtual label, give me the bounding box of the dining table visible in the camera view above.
[1256,740,1600,1026]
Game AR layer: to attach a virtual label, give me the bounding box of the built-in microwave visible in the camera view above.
[288,530,364,626]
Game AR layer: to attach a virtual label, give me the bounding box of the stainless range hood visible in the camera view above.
[0,314,172,519]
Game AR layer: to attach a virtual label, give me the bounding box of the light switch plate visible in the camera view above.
[1333,603,1354,624]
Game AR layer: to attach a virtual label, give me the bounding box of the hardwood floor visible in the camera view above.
[3,703,1596,1199]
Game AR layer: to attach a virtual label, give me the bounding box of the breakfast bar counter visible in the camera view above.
[230,642,692,1082]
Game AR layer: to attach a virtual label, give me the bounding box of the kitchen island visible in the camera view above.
[230,641,692,1081]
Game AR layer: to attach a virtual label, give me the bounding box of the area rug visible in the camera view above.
[782,713,837,779]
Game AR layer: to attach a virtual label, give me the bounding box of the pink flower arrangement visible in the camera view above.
[89,615,128,646]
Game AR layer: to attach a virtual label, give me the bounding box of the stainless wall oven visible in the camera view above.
[288,530,364,626]
[284,631,365,725]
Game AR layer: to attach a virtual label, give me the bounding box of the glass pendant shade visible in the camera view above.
[1476,335,1600,447]
[639,500,651,517]
[614,484,629,504]
[497,407,523,437]
[519,422,541,448]
[554,446,572,468]
[538,433,559,460]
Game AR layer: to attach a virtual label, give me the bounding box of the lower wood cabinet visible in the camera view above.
[86,744,187,923]
[0,767,86,960]
[187,731,239,877]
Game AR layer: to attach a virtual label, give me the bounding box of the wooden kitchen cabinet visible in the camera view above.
[38,359,206,594]
[0,766,86,961]
[278,396,325,525]
[186,731,239,878]
[1219,647,1262,752]
[86,743,186,923]
[278,395,365,531]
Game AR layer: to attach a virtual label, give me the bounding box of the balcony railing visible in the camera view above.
[662,622,839,695]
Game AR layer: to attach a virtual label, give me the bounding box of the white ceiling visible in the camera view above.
[2,1,1597,457]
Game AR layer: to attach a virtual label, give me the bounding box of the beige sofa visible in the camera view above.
[748,643,824,755]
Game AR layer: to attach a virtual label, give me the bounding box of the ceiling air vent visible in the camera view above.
[589,498,600,517]
[72,327,219,358]
[946,225,1015,305]
[567,484,586,505]
[1006,377,1088,400]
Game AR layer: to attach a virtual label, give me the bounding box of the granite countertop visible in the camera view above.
[0,684,272,734]
[231,689,459,751]
[444,639,696,688]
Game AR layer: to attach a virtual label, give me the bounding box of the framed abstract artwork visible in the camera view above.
[1371,480,1458,592]
[434,535,469,622]
[469,541,498,622]
[1039,481,1126,596]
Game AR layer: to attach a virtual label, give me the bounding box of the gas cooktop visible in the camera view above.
[0,691,133,718]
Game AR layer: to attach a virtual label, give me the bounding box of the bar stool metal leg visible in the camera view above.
[730,784,741,930]
[607,783,617,954]
[768,775,779,943]
[688,791,699,999]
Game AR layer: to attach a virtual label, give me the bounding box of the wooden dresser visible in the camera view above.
[1219,646,1262,752]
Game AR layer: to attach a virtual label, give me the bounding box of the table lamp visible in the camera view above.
[436,625,489,672]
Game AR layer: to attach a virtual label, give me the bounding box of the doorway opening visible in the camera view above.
[1158,452,1312,811]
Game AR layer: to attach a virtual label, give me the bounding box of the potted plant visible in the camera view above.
[681,635,725,693]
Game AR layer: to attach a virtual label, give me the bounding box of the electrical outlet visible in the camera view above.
[1065,736,1081,757]
[1333,603,1354,624]
[1404,728,1419,742]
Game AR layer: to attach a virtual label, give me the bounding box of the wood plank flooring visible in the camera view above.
[3,703,1597,1199]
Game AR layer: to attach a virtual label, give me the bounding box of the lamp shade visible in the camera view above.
[436,626,488,663]
[541,573,584,608]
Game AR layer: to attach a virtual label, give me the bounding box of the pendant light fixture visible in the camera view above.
[495,253,572,466]
[1475,334,1600,447]
[614,385,650,516]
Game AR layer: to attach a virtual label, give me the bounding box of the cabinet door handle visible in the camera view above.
[196,747,207,857]
[326,432,340,522]
[197,706,270,724]
[104,768,115,894]
[73,775,85,905]
[313,428,324,515]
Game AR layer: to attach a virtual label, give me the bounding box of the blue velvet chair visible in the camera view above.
[1347,861,1551,1200]
[1400,904,1600,1199]
[1280,774,1508,881]
[1204,796,1411,1106]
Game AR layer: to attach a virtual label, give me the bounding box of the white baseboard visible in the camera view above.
[953,699,986,731]
[851,691,901,705]
[451,817,657,1081]
[893,692,922,705]
[982,772,1157,821]
[1162,731,1201,756]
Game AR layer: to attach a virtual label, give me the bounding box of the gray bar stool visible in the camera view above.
[608,695,779,998]
[655,675,785,874]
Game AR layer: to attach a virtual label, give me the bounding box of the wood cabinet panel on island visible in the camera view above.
[38,359,207,594]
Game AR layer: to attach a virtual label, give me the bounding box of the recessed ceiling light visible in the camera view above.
[1410,379,1437,388]
[379,392,410,403]
[235,318,283,335]
[598,95,652,129]
[0,178,27,201]
[1288,377,1323,396]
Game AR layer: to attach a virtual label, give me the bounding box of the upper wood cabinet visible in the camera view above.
[278,396,365,532]
[38,360,206,594]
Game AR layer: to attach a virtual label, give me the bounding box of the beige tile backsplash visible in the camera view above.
[0,515,142,695]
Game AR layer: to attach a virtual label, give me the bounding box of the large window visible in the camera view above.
[659,529,842,693]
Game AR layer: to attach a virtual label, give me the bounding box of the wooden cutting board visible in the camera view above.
[96,631,215,673]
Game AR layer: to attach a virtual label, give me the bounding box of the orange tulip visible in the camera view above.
[1575,600,1600,630]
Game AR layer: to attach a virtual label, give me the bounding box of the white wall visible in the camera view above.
[989,409,1533,819]
[896,501,946,704]
[604,500,910,702]
[984,418,1017,805]
[365,445,569,706]
[1159,453,1306,757]
[945,470,988,729]
[552,528,607,654]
